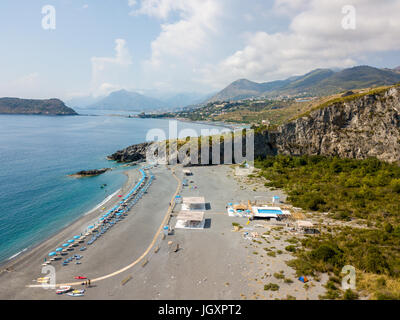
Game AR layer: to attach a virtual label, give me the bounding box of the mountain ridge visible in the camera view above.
[207,65,400,103]
[86,89,168,111]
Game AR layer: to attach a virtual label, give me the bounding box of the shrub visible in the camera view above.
[310,244,343,267]
[273,272,285,280]
[285,245,297,253]
[264,283,280,291]
[390,179,400,193]
[343,289,359,300]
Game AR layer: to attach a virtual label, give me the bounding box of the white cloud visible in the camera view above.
[131,0,224,91]
[96,83,123,97]
[128,0,137,8]
[0,73,43,98]
[91,39,132,97]
[200,0,400,88]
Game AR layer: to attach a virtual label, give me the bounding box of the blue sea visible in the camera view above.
[0,110,224,263]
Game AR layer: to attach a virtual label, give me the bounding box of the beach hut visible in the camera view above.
[175,211,206,229]
[295,220,318,234]
[182,197,206,211]
[272,196,280,204]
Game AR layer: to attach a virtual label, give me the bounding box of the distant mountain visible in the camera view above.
[66,95,103,108]
[208,78,291,102]
[0,98,77,115]
[393,66,400,73]
[87,90,167,111]
[208,65,400,102]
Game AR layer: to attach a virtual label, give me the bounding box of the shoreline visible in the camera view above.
[0,169,138,270]
[0,117,234,270]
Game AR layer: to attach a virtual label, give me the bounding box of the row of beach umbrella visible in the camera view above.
[47,169,153,258]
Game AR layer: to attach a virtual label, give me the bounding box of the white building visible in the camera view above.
[175,211,205,229]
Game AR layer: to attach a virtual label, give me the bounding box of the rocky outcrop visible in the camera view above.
[0,98,78,115]
[69,168,111,177]
[275,86,400,163]
[108,86,400,164]
[107,142,152,163]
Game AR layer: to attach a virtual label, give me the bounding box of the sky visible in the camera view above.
[0,0,399,100]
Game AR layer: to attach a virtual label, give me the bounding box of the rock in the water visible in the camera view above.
[69,168,111,177]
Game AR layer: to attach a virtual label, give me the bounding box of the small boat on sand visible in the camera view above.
[56,286,71,295]
[67,289,85,297]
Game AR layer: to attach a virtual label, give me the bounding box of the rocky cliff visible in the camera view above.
[108,86,400,164]
[275,86,400,163]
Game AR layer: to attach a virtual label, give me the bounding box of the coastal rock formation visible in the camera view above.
[69,168,111,177]
[0,98,78,115]
[107,142,152,163]
[275,86,400,163]
[108,86,400,164]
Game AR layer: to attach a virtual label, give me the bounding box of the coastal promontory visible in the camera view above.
[0,98,78,115]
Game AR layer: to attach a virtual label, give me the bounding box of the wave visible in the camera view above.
[7,247,28,261]
[84,188,121,216]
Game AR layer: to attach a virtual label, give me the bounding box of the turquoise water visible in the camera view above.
[256,209,283,214]
[0,111,223,263]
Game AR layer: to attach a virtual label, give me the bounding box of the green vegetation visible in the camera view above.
[264,283,280,291]
[273,272,285,280]
[232,222,243,229]
[256,155,400,222]
[255,155,400,299]
[285,245,297,253]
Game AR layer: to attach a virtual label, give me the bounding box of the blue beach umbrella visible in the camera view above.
[48,252,57,257]
[55,248,63,252]
[73,235,80,239]
[67,239,74,243]
[62,243,69,247]
[88,225,94,229]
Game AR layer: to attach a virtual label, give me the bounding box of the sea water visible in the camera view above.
[0,110,224,263]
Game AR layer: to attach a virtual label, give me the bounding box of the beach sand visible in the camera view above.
[0,164,327,300]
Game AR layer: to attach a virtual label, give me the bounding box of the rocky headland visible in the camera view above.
[0,98,78,115]
[108,85,400,165]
